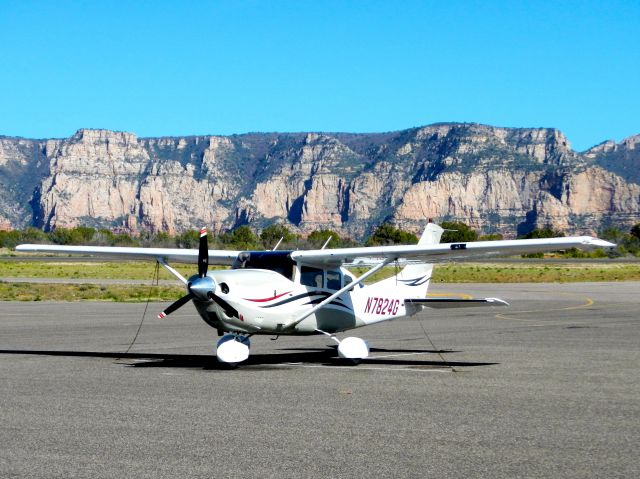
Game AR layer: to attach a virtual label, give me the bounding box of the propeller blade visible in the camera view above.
[158,293,194,319]
[198,227,209,278]
[208,292,239,318]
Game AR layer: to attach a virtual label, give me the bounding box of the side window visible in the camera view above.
[326,270,342,290]
[300,266,324,288]
[344,275,353,288]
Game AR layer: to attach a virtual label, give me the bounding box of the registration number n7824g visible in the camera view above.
[364,297,400,315]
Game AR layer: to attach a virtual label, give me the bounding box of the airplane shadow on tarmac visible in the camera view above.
[0,348,498,370]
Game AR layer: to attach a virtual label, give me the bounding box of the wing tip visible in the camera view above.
[486,297,509,306]
[586,238,616,248]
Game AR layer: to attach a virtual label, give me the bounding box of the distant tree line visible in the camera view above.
[1,221,638,257]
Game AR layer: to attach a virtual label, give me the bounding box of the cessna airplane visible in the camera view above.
[16,222,614,365]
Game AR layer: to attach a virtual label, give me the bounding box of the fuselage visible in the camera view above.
[193,265,410,336]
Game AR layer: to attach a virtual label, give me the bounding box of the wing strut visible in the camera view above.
[285,258,393,331]
[157,258,188,285]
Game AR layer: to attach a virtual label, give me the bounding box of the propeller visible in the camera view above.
[198,226,208,278]
[158,228,216,319]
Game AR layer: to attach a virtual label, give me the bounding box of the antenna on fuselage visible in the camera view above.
[272,237,284,251]
[320,236,332,250]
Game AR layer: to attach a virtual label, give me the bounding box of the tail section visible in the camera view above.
[415,221,445,246]
[370,221,443,297]
[395,222,443,295]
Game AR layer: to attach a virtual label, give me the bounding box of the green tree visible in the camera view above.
[519,227,565,258]
[219,225,260,250]
[365,224,418,246]
[70,226,96,244]
[20,227,48,244]
[620,223,640,257]
[47,226,96,245]
[440,221,478,243]
[112,233,140,247]
[478,233,503,241]
[520,227,565,239]
[138,230,173,247]
[0,230,23,248]
[175,230,201,249]
[562,247,608,259]
[150,231,173,247]
[260,224,295,249]
[600,227,623,242]
[92,229,116,246]
[48,227,73,245]
[307,229,343,248]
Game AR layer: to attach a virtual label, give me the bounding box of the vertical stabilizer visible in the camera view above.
[369,222,443,297]
[396,222,443,294]
[416,221,445,246]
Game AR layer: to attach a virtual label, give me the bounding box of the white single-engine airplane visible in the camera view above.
[16,222,614,365]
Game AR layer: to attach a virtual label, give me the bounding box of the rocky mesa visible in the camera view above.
[0,123,638,239]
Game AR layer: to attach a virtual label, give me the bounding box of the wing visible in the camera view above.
[14,244,240,265]
[405,297,509,309]
[290,236,614,267]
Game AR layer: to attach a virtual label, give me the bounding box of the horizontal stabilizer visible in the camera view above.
[405,297,509,309]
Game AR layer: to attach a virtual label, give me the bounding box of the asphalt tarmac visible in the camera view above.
[1,282,638,478]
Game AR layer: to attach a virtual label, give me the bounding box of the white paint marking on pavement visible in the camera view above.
[277,363,451,373]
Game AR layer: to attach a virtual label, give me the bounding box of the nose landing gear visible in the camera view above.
[216,334,251,366]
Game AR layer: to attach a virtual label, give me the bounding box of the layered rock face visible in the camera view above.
[0,136,47,227]
[0,123,638,238]
[585,134,640,186]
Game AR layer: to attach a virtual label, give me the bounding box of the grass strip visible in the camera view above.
[4,260,639,283]
[353,261,640,284]
[0,260,194,280]
[431,263,640,283]
[0,260,639,302]
[0,282,184,302]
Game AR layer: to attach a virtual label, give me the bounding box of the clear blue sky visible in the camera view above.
[1,0,638,151]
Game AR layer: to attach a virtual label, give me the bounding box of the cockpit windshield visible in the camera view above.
[232,251,295,280]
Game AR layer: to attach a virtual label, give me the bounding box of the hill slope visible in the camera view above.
[0,123,638,238]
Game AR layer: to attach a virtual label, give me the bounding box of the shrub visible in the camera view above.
[260,224,295,249]
[365,224,418,246]
[440,221,478,243]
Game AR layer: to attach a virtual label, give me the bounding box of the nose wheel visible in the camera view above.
[216,334,252,366]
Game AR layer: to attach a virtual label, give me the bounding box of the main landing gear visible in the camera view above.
[214,332,370,366]
[317,330,370,364]
[336,337,370,362]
